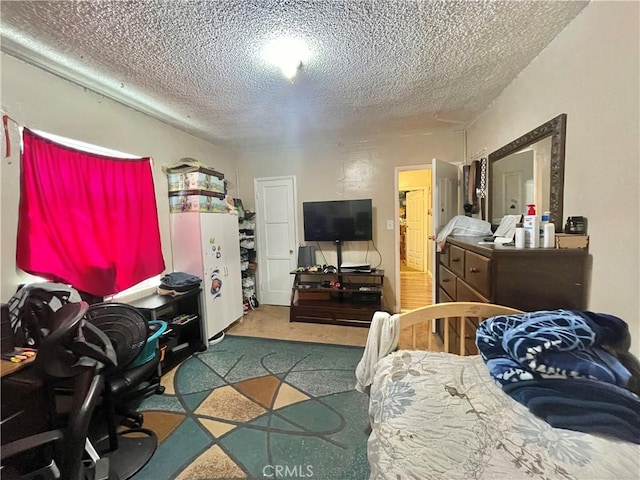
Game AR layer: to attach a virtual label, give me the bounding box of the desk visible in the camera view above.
[1,358,49,447]
[1,356,36,378]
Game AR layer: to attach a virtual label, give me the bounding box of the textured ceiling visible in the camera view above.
[1,1,588,148]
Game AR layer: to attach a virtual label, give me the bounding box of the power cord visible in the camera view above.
[369,239,383,270]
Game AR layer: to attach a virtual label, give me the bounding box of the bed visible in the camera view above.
[366,303,640,480]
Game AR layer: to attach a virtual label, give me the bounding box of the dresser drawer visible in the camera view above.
[439,249,449,268]
[464,251,491,297]
[448,245,465,277]
[438,287,453,303]
[439,265,457,300]
[444,316,479,356]
[463,317,481,355]
[446,320,461,356]
[456,278,489,303]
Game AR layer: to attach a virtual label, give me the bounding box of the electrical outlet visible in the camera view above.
[386,220,394,230]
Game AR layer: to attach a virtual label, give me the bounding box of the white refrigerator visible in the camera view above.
[170,212,243,342]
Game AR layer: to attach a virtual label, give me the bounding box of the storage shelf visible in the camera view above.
[289,269,384,327]
[295,283,382,293]
[292,269,384,277]
[127,289,205,375]
[238,202,258,312]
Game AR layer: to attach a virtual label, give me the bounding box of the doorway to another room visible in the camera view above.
[397,168,433,312]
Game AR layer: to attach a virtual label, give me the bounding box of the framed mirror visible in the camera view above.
[488,114,567,231]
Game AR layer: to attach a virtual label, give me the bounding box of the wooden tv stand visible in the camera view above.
[289,269,384,327]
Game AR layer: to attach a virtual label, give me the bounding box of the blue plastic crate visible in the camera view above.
[130,320,168,368]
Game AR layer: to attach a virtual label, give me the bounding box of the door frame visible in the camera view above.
[254,175,299,305]
[394,164,432,313]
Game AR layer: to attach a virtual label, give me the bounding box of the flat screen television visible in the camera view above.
[303,199,373,242]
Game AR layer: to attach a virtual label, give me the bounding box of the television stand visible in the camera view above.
[289,269,384,327]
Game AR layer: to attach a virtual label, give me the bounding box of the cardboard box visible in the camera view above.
[167,166,225,194]
[555,233,589,249]
[169,190,227,213]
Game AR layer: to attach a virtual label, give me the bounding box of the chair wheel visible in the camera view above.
[132,412,143,426]
[121,412,143,428]
[156,385,165,394]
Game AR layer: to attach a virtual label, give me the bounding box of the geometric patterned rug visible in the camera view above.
[131,336,370,479]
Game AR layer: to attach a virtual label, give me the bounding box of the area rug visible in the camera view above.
[132,336,370,480]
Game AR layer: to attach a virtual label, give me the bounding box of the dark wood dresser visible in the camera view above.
[437,235,588,355]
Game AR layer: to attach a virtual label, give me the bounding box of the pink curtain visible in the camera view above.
[17,128,165,296]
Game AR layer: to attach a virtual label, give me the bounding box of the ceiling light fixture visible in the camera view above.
[261,37,310,80]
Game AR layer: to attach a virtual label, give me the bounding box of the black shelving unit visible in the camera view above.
[126,288,206,374]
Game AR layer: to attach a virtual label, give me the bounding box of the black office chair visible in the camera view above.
[0,301,117,480]
[84,303,164,480]
[9,286,79,349]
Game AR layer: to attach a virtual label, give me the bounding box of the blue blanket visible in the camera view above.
[503,378,640,444]
[476,309,640,444]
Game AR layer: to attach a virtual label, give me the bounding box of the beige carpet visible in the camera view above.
[226,304,441,352]
[226,305,369,346]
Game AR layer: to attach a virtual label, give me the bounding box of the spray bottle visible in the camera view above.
[523,204,540,248]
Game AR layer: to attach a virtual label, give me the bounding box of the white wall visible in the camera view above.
[467,2,640,355]
[235,132,464,310]
[0,54,239,301]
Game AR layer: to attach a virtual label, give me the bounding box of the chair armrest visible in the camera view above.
[0,429,64,460]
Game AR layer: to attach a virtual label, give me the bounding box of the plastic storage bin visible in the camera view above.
[167,166,225,194]
[130,320,168,367]
[168,190,227,213]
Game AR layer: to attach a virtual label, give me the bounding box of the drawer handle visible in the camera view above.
[442,278,451,283]
[469,267,479,273]
[451,258,461,262]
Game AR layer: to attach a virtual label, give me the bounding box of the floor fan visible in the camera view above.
[84,303,160,480]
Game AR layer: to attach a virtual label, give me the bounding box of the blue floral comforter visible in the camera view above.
[476,310,640,443]
[367,351,640,480]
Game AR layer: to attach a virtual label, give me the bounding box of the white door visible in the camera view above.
[432,158,460,300]
[255,176,297,305]
[405,190,425,271]
[200,214,243,340]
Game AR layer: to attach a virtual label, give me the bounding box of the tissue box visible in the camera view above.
[555,233,589,249]
[167,166,225,194]
[169,191,227,213]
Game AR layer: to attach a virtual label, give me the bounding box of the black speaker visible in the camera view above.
[297,246,317,267]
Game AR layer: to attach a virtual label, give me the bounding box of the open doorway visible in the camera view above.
[396,167,433,312]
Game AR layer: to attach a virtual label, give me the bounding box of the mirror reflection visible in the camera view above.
[488,114,566,231]
[491,135,551,223]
